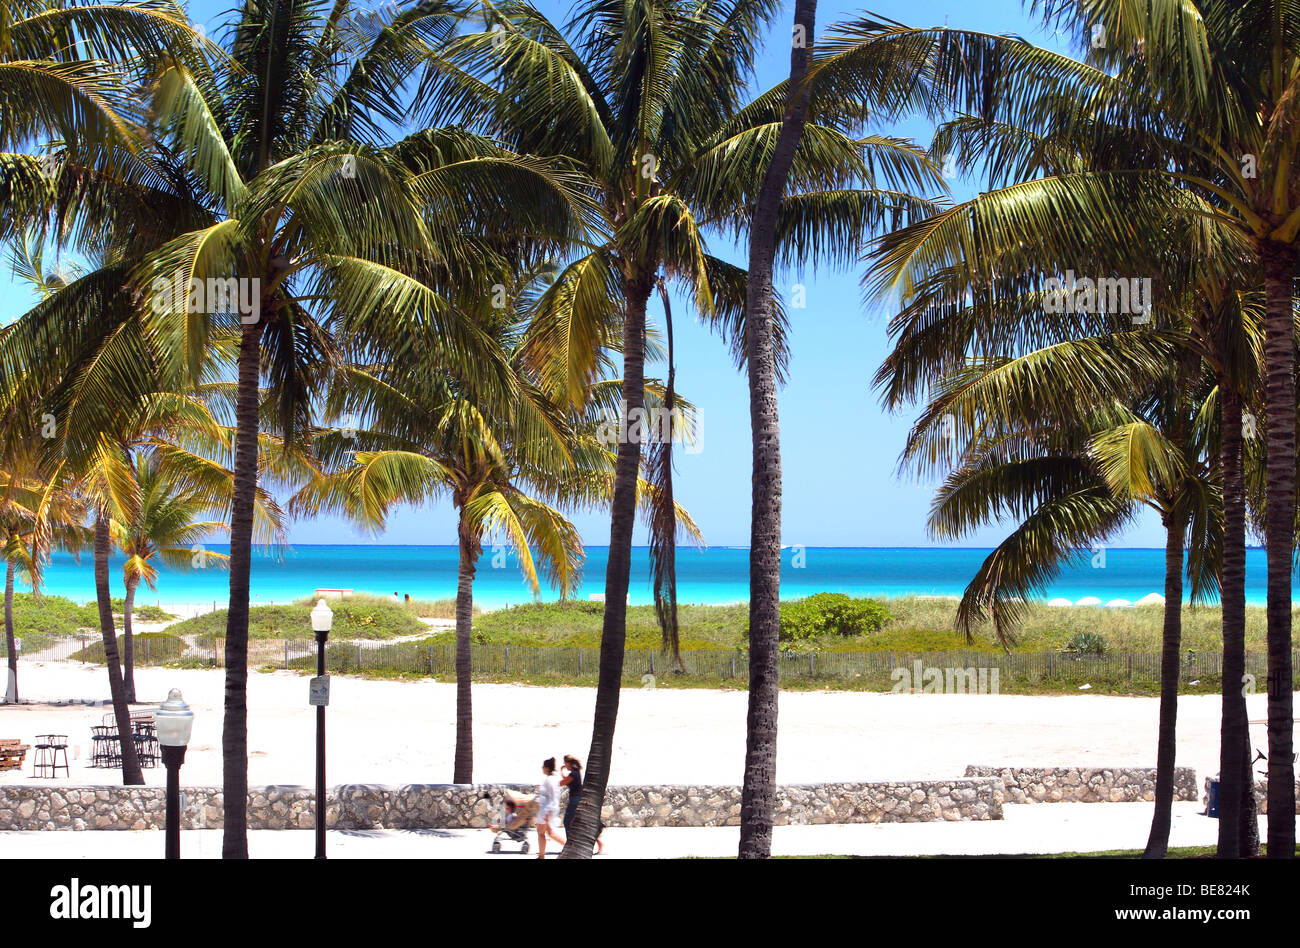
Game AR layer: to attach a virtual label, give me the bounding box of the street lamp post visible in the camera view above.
[156,689,194,859]
[311,599,333,859]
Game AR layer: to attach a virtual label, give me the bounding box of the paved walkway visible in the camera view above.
[0,802,1250,858]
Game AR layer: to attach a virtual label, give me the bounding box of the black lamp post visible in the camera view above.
[156,689,194,859]
[311,598,333,859]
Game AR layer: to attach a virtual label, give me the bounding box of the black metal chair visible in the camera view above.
[47,734,69,777]
[32,734,68,778]
[90,726,119,769]
[32,735,51,777]
[132,723,158,769]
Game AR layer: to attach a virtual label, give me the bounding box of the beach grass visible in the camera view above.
[0,593,176,655]
[70,631,188,663]
[288,593,462,620]
[166,595,431,641]
[460,596,1263,655]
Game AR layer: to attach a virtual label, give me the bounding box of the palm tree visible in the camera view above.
[421,0,940,856]
[293,362,586,783]
[0,0,209,166]
[112,452,231,703]
[0,464,86,703]
[815,3,1289,855]
[899,329,1225,857]
[76,439,146,785]
[738,0,818,860]
[1019,0,1300,865]
[292,261,698,783]
[2,0,593,857]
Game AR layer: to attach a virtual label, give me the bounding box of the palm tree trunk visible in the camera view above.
[96,514,142,785]
[1240,730,1259,856]
[4,558,16,703]
[1143,510,1185,857]
[222,319,261,859]
[123,577,137,704]
[1217,378,1248,857]
[453,512,479,784]
[738,0,817,860]
[559,274,653,860]
[1259,239,1296,858]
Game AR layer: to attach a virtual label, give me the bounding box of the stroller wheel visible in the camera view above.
[491,839,501,853]
[521,840,530,854]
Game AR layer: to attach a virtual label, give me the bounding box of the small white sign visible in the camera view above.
[309,675,330,706]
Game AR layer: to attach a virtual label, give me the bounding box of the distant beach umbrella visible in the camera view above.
[1105,598,1134,608]
[1047,598,1073,607]
[1135,593,1165,606]
[1075,596,1103,606]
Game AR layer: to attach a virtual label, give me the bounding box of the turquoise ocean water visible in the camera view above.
[16,545,1288,609]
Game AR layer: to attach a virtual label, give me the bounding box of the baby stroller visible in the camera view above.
[490,790,538,854]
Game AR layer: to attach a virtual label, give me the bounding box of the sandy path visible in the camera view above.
[0,661,1272,790]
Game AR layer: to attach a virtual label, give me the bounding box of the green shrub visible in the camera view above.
[776,593,891,642]
[1064,630,1107,654]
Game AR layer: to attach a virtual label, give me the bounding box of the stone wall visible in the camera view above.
[1250,780,1300,815]
[963,766,1198,804]
[0,778,1002,831]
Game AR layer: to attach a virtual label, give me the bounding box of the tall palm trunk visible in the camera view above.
[1217,379,1249,856]
[738,0,817,860]
[222,319,261,859]
[4,558,16,703]
[122,576,138,703]
[1143,510,1185,857]
[1260,240,1296,857]
[559,274,652,860]
[453,511,480,783]
[1241,730,1260,856]
[96,514,142,785]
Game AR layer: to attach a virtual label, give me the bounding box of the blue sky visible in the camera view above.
[0,0,1169,549]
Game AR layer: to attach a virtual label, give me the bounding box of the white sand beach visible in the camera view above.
[0,661,1269,789]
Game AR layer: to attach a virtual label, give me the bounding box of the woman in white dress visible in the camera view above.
[535,758,565,857]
